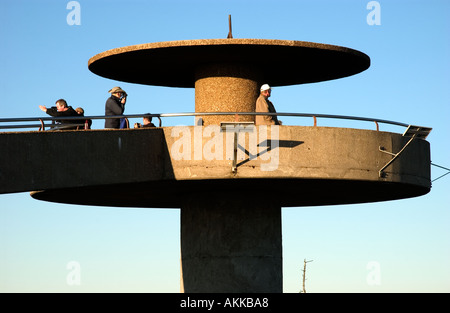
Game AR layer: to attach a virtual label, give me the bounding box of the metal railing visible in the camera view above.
[0,112,411,132]
[2,111,446,181]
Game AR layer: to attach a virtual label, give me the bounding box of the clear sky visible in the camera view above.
[1,0,449,293]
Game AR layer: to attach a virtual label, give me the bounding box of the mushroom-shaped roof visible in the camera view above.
[88,39,370,87]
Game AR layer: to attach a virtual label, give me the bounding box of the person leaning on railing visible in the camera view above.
[38,99,80,129]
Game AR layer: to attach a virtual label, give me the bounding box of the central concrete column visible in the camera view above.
[195,62,262,125]
[180,193,282,293]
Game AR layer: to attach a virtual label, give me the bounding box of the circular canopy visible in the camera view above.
[88,39,370,87]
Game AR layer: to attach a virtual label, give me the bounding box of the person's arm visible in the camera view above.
[42,106,59,117]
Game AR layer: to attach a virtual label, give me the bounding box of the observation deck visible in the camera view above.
[0,112,431,207]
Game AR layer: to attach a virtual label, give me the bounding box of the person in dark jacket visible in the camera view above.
[105,86,127,129]
[142,115,156,127]
[134,113,156,128]
[39,99,80,129]
[75,107,92,129]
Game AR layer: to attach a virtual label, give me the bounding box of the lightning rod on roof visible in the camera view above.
[227,15,233,39]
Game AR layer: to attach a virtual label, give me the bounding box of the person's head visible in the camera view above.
[75,107,84,115]
[108,86,127,99]
[260,84,271,97]
[143,113,153,124]
[55,99,68,111]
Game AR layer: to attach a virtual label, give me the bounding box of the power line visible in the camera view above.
[431,162,450,183]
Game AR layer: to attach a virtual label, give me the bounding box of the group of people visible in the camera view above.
[38,86,155,130]
[38,99,91,130]
[39,83,280,129]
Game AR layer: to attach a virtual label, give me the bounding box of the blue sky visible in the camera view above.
[1,0,449,292]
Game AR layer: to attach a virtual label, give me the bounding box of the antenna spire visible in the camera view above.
[227,15,233,38]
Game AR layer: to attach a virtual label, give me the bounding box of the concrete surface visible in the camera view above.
[88,39,370,87]
[180,194,282,293]
[0,125,430,206]
[195,62,261,125]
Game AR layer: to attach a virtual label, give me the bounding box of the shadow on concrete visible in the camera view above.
[236,139,304,168]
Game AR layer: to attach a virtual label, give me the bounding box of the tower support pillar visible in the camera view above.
[180,193,282,293]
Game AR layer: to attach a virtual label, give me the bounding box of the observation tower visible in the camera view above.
[0,28,431,292]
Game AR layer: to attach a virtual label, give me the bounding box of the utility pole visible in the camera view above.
[301,259,313,293]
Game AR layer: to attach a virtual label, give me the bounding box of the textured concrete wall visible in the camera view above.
[164,125,431,189]
[0,128,169,194]
[1,125,431,207]
[195,63,261,125]
[180,194,282,293]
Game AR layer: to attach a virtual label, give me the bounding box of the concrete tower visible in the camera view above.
[0,38,431,293]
